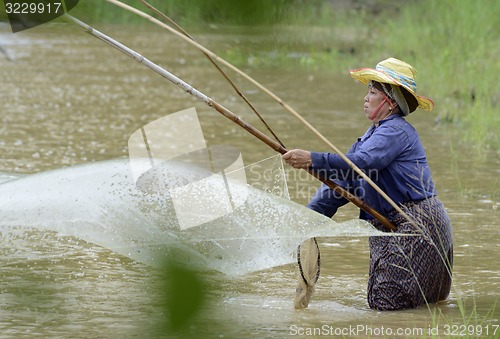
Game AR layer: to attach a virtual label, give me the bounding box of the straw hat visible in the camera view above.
[349,57,434,112]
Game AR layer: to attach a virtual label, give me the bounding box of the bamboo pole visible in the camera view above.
[138,0,284,149]
[103,0,415,228]
[64,14,397,232]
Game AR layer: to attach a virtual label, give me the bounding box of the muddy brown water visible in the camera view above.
[0,23,499,338]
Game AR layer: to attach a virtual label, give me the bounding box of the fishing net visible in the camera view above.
[0,108,387,300]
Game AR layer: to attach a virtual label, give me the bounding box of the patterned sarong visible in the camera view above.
[367,196,453,310]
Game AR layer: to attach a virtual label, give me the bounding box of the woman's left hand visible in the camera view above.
[282,149,312,169]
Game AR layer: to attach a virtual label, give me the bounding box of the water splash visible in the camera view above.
[0,158,385,275]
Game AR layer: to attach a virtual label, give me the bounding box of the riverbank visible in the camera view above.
[65,0,499,150]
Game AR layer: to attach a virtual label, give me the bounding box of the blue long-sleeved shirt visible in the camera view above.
[307,114,436,220]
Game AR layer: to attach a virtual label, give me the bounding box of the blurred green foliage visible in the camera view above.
[163,260,206,332]
[70,0,326,25]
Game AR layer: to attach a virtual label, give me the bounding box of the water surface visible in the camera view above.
[0,22,499,338]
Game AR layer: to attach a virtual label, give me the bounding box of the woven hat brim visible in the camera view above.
[350,68,434,111]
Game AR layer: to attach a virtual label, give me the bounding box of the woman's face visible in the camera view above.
[364,86,389,120]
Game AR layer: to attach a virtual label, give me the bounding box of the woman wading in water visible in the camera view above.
[284,58,453,310]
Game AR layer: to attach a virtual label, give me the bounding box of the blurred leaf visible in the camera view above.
[164,260,206,332]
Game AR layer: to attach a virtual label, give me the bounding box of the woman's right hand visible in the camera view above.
[282,149,312,169]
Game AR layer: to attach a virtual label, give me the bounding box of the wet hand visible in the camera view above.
[283,149,312,169]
